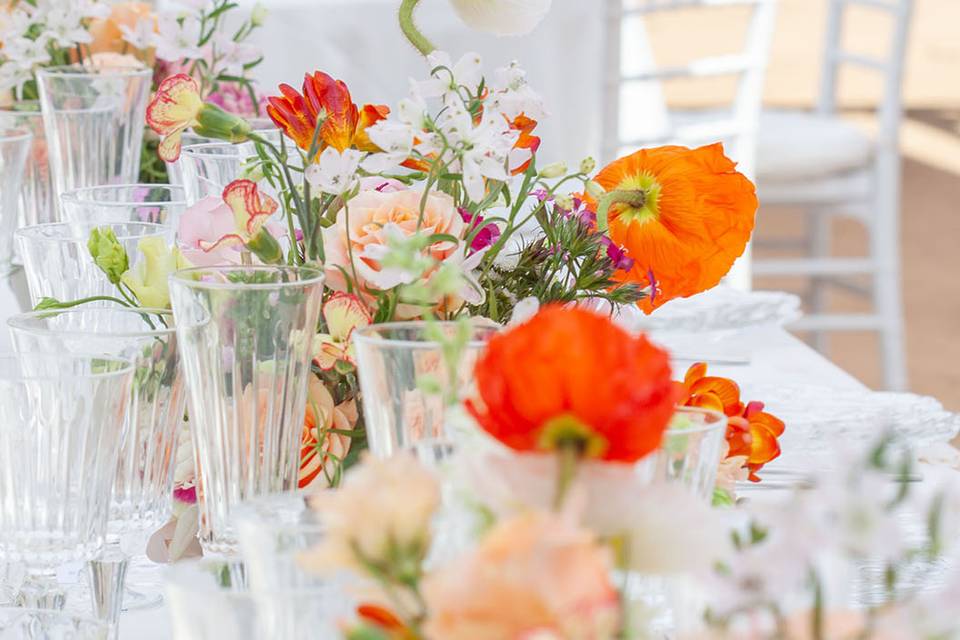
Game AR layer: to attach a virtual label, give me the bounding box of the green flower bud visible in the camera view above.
[88,227,129,285]
[554,194,574,210]
[538,161,567,179]
[33,297,64,311]
[580,156,597,174]
[250,2,268,27]
[585,180,606,199]
[245,227,284,265]
[195,105,253,143]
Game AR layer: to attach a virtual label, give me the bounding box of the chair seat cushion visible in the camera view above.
[757,110,874,182]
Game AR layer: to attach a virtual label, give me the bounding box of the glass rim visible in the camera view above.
[668,405,728,434]
[169,265,325,290]
[60,184,188,208]
[14,221,172,242]
[37,64,153,78]
[8,307,177,339]
[352,318,501,349]
[0,353,134,382]
[181,141,249,157]
[0,128,32,143]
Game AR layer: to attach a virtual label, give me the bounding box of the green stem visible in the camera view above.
[553,443,580,511]
[34,296,133,311]
[399,0,436,57]
[596,188,647,233]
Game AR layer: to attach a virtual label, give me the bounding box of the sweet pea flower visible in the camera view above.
[312,293,371,371]
[120,236,191,309]
[176,196,242,266]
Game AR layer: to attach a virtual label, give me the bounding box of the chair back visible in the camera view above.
[602,0,778,179]
[817,0,914,150]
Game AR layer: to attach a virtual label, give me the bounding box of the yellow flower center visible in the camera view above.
[614,172,661,225]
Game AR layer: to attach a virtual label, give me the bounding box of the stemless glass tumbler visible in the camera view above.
[0,354,133,608]
[168,266,324,554]
[0,128,32,274]
[36,65,152,211]
[0,103,54,228]
[60,184,188,227]
[656,406,728,501]
[15,222,174,306]
[353,320,499,457]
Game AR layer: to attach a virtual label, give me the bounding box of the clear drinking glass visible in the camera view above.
[167,119,279,189]
[0,608,108,639]
[179,132,286,204]
[168,266,325,554]
[0,353,133,608]
[0,128,32,275]
[0,102,55,228]
[655,406,728,501]
[36,65,152,214]
[60,184,187,227]
[353,320,500,457]
[15,222,174,306]
[165,559,344,640]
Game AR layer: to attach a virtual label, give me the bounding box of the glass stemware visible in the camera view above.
[0,353,133,610]
[60,184,187,227]
[8,308,187,620]
[352,320,499,457]
[0,129,32,275]
[15,222,174,306]
[36,65,152,215]
[168,266,324,554]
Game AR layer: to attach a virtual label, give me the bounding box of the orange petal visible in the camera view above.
[746,421,781,466]
[687,393,725,414]
[683,362,708,387]
[689,376,741,415]
[354,104,390,152]
[303,71,359,152]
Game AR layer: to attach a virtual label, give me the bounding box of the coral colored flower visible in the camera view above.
[200,179,278,252]
[312,293,371,371]
[589,143,757,313]
[421,510,620,640]
[321,188,467,294]
[265,71,388,155]
[677,363,785,481]
[146,73,204,162]
[466,306,676,463]
[298,376,354,489]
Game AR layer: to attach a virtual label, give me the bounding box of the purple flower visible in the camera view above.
[459,208,501,253]
[530,188,554,202]
[600,235,635,271]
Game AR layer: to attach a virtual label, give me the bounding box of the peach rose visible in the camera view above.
[299,376,355,489]
[422,511,620,640]
[322,189,467,295]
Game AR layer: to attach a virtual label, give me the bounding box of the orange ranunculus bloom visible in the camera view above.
[466,306,677,463]
[677,362,784,481]
[265,71,388,155]
[589,143,758,314]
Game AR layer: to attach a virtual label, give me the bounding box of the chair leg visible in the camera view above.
[806,208,831,354]
[871,154,908,391]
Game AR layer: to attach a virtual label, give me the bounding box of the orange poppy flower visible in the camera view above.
[265,71,388,155]
[588,143,757,313]
[677,362,784,481]
[466,306,677,463]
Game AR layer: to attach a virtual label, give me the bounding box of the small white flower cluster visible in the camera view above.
[307,51,546,203]
[128,1,263,76]
[0,0,109,94]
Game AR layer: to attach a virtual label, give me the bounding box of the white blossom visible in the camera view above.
[305,147,362,196]
[152,14,203,62]
[448,0,552,37]
[42,8,92,47]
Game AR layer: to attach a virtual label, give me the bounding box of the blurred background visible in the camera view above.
[238,0,959,405]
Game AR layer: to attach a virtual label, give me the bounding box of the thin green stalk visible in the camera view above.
[398,0,436,57]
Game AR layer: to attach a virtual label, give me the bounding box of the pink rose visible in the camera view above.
[422,511,620,640]
[322,189,466,295]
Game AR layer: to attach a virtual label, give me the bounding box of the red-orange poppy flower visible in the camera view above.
[466,306,677,463]
[677,362,784,481]
[588,143,758,314]
[265,71,388,155]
